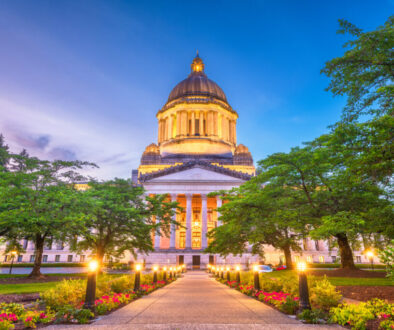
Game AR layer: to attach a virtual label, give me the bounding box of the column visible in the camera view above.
[168,115,173,139]
[191,112,195,136]
[176,112,181,137]
[216,196,222,226]
[185,194,192,249]
[199,111,204,136]
[201,194,208,249]
[154,216,161,250]
[170,194,177,249]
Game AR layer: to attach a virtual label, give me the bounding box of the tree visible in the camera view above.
[259,140,391,269]
[206,178,310,269]
[0,145,95,278]
[70,179,179,265]
[322,16,393,121]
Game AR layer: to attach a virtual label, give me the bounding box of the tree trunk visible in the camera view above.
[28,235,45,278]
[283,244,294,270]
[336,233,357,269]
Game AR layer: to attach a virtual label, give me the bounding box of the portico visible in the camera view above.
[133,54,256,269]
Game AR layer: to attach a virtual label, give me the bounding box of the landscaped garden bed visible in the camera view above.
[0,271,179,329]
[210,269,393,329]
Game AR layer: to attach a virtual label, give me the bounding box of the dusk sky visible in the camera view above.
[0,1,391,179]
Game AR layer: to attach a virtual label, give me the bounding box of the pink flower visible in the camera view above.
[381,314,390,319]
[25,316,33,322]
[39,313,47,319]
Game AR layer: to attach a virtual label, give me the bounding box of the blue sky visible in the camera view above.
[0,1,391,179]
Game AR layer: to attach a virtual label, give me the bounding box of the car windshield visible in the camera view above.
[258,265,271,270]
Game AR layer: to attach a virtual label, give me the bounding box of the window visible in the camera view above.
[67,255,73,262]
[319,256,324,263]
[42,255,48,262]
[279,256,285,265]
[195,119,199,135]
[179,232,186,248]
[294,255,300,262]
[17,255,23,262]
[44,241,52,250]
[331,256,337,263]
[30,255,35,262]
[192,232,201,248]
[4,256,8,262]
[56,241,64,250]
[306,256,313,263]
[80,255,85,262]
[55,255,60,262]
[23,239,28,249]
[315,240,320,251]
[356,256,361,263]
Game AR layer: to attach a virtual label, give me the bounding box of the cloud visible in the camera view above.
[0,96,145,180]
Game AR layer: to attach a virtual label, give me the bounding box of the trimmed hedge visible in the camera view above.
[0,262,85,268]
[308,263,385,269]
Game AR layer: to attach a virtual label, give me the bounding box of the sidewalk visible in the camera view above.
[48,271,342,329]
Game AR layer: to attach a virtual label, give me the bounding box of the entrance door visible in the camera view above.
[192,255,201,269]
[209,255,215,265]
[178,255,184,265]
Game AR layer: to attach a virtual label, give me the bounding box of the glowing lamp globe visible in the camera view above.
[253,265,259,272]
[226,266,230,271]
[88,260,99,272]
[366,251,374,258]
[163,266,167,271]
[135,264,142,271]
[297,261,307,272]
[236,265,240,271]
[153,266,158,271]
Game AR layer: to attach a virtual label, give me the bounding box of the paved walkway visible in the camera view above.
[48,271,341,329]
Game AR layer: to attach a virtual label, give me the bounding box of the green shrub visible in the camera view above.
[309,276,342,311]
[54,306,93,324]
[0,302,25,317]
[297,309,328,324]
[330,303,374,329]
[0,319,14,330]
[260,277,283,293]
[278,296,299,314]
[108,275,134,293]
[280,273,299,296]
[40,279,86,310]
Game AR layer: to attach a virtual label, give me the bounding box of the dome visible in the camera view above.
[167,54,228,104]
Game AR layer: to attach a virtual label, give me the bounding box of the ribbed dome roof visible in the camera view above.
[167,54,228,103]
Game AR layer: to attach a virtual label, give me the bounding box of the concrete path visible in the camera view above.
[48,271,341,329]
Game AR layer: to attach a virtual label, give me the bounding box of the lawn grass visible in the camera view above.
[328,277,393,286]
[261,270,393,286]
[0,282,61,294]
[0,273,87,279]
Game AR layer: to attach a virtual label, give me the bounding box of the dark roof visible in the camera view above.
[139,160,252,182]
[167,72,227,104]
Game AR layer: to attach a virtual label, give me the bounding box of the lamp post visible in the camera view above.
[297,261,311,311]
[236,265,241,283]
[226,266,230,282]
[153,266,158,284]
[366,251,374,270]
[83,260,99,311]
[182,264,186,273]
[220,267,224,279]
[163,266,167,282]
[9,250,17,275]
[207,264,211,273]
[134,264,142,292]
[253,265,260,291]
[169,267,173,279]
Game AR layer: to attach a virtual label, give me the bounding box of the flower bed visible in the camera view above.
[213,271,392,329]
[0,275,178,329]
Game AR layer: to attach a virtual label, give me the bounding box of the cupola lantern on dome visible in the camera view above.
[191,52,204,73]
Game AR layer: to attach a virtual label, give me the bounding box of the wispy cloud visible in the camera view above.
[0,96,145,180]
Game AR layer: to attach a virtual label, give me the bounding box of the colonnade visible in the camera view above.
[153,194,222,251]
[158,110,236,145]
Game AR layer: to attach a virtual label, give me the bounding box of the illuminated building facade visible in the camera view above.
[132,54,257,268]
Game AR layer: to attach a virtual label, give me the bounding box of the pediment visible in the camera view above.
[146,166,245,183]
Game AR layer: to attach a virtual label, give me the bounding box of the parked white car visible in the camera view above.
[254,265,273,273]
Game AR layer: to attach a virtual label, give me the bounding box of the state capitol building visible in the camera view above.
[2,55,373,268]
